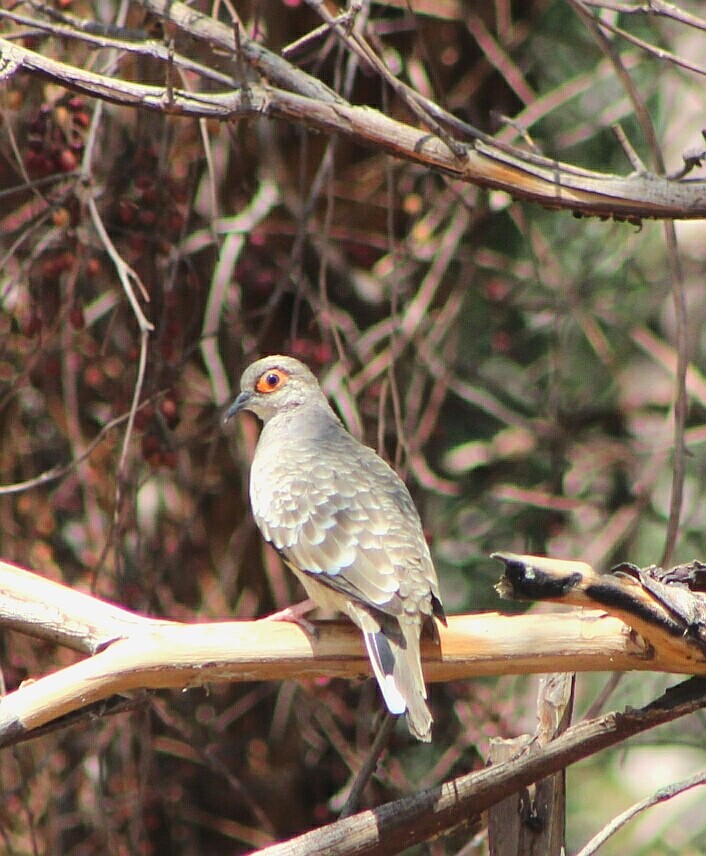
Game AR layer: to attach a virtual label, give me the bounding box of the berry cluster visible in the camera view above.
[23,95,89,178]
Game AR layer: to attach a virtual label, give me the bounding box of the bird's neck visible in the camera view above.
[261,402,341,442]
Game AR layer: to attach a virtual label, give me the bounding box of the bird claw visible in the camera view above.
[262,599,318,636]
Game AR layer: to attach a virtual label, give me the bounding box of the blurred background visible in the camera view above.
[2,0,706,852]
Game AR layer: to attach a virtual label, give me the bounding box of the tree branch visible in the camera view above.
[2,6,706,221]
[255,677,706,855]
[2,556,706,747]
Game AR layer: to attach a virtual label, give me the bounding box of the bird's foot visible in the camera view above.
[262,598,318,635]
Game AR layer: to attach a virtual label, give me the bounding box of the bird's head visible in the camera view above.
[224,355,329,424]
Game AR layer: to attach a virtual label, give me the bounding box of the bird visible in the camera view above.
[225,355,446,741]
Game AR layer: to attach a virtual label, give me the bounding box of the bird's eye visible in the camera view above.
[256,369,287,394]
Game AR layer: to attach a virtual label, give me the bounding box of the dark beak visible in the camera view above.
[224,391,252,423]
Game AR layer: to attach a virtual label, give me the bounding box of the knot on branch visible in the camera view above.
[493,552,706,666]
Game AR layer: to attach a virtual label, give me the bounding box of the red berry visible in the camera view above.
[51,207,71,228]
[84,366,103,388]
[72,111,90,129]
[138,209,157,227]
[313,343,333,364]
[85,258,101,277]
[159,397,178,426]
[57,148,78,172]
[118,199,137,225]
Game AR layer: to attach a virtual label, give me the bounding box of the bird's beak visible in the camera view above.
[224,391,252,423]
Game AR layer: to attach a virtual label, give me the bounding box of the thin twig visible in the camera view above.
[580,0,706,31]
[0,408,143,495]
[0,7,234,86]
[302,0,467,160]
[575,768,706,856]
[199,180,279,404]
[611,123,648,174]
[568,0,665,173]
[579,1,706,76]
[340,713,397,818]
[661,222,688,567]
[282,6,361,59]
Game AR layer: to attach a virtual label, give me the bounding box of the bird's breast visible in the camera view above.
[250,432,335,548]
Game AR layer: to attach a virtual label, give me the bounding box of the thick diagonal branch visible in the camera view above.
[1,24,705,220]
[256,678,706,855]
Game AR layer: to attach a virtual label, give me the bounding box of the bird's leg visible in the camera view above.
[261,598,318,635]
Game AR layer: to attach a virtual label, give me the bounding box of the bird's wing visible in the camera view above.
[251,434,437,618]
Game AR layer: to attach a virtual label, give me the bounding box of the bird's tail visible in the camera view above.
[348,604,432,742]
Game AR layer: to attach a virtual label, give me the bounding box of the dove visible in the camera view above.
[226,355,446,740]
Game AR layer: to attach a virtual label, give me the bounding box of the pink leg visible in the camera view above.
[262,598,317,634]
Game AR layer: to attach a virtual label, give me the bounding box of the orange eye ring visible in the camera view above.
[255,369,287,394]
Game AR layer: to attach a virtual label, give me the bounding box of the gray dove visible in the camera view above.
[225,355,446,741]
